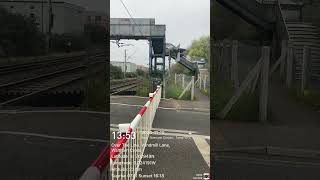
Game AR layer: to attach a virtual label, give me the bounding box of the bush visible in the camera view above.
[125,72,137,78]
[0,6,45,56]
[110,64,123,79]
[84,24,107,45]
[51,34,87,52]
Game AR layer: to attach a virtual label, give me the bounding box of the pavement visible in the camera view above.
[212,55,320,179]
[111,92,210,180]
[0,110,108,180]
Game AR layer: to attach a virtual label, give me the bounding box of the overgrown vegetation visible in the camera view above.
[82,65,107,111]
[136,79,149,97]
[84,24,107,45]
[287,87,320,110]
[170,63,193,76]
[187,36,210,63]
[110,64,123,79]
[166,84,191,100]
[0,6,106,59]
[0,7,45,57]
[296,90,320,109]
[213,72,259,121]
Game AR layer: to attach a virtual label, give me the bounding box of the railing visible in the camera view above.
[79,85,162,180]
[275,0,290,41]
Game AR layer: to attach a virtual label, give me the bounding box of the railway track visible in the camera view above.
[110,78,142,95]
[0,52,106,107]
[0,50,104,74]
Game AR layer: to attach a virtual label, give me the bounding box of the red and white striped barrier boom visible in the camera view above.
[80,85,162,180]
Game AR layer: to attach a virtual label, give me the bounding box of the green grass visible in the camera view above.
[165,83,191,100]
[272,72,320,110]
[213,72,259,121]
[136,79,150,97]
[200,88,210,96]
[289,88,320,110]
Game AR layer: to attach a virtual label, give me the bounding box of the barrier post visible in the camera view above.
[182,74,185,88]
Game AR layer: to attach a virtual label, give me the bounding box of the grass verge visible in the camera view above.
[213,72,259,121]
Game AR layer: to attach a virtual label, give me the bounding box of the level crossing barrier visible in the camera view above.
[80,85,162,180]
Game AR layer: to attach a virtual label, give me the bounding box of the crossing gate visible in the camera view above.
[80,85,162,180]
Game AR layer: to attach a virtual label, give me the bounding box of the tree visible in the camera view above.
[187,36,210,61]
[0,6,45,56]
[170,63,193,75]
[136,69,145,77]
[110,64,123,79]
[84,24,107,45]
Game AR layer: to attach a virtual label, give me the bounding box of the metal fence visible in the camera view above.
[80,86,162,180]
[174,73,193,89]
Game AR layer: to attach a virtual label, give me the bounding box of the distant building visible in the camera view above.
[0,0,85,34]
[111,61,137,73]
[85,10,108,30]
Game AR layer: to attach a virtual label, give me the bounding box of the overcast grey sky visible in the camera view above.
[110,0,210,67]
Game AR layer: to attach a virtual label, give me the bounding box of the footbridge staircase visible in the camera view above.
[217,0,320,84]
[166,43,198,74]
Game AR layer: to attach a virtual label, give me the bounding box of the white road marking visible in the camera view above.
[111,102,210,112]
[215,155,320,167]
[111,96,149,99]
[193,136,210,167]
[0,131,107,143]
[110,127,210,139]
[110,124,199,135]
[0,110,108,115]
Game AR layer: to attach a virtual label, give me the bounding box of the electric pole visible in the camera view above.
[124,49,127,78]
[46,0,53,54]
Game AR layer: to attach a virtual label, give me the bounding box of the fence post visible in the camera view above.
[191,76,194,100]
[231,40,239,88]
[175,73,177,85]
[280,40,287,76]
[204,75,207,90]
[163,78,166,99]
[182,74,185,89]
[259,46,270,123]
[301,46,310,94]
[286,44,293,88]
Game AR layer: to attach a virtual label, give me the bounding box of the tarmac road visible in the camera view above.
[0,110,108,180]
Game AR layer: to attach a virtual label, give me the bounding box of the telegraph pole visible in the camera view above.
[45,0,53,54]
[124,49,127,78]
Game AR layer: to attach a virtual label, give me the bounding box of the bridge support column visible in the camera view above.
[301,46,311,95]
[280,40,287,77]
[259,46,270,123]
[149,39,154,92]
[286,43,294,88]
